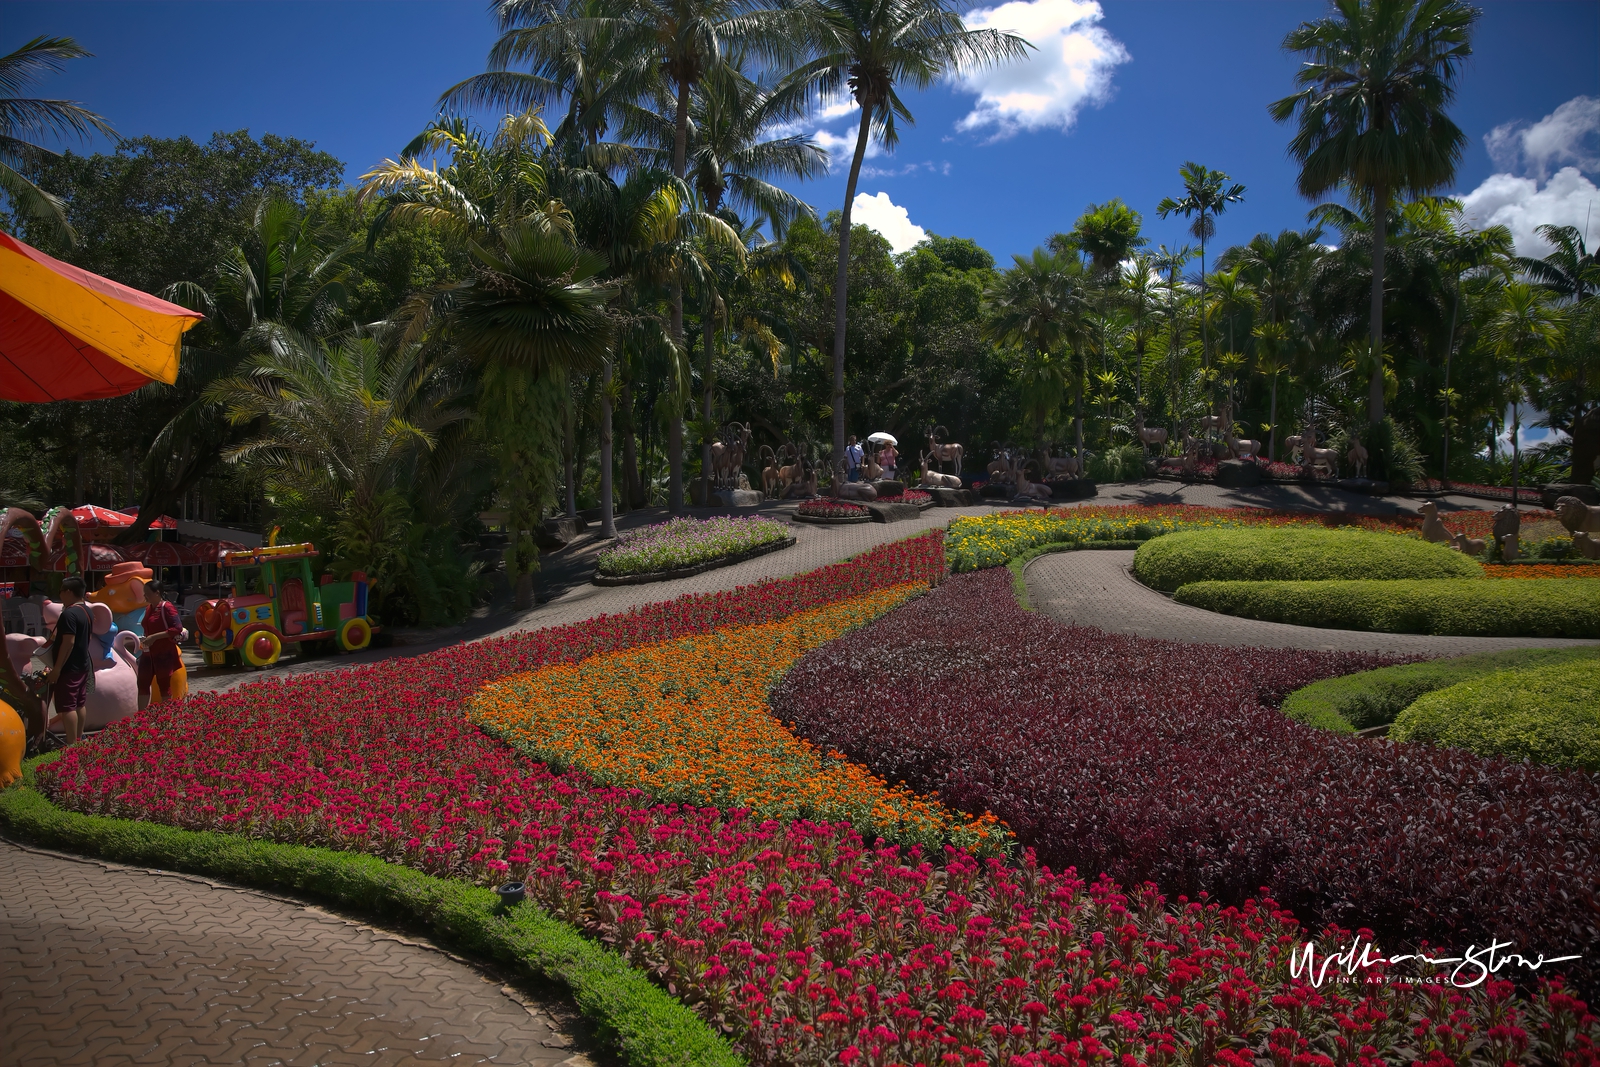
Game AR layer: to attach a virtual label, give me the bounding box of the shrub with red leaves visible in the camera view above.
[771,568,1600,997]
[798,499,869,519]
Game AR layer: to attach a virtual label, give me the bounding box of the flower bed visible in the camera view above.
[1485,562,1600,579]
[874,489,932,505]
[770,567,1600,996]
[1412,479,1540,501]
[795,498,868,521]
[597,515,791,577]
[470,585,1004,854]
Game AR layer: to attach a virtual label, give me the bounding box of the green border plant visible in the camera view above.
[1132,526,1479,592]
[1390,658,1600,770]
[1,755,743,1067]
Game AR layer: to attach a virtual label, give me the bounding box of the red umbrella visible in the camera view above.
[188,540,246,564]
[71,504,137,529]
[1,538,28,567]
[48,543,124,571]
[141,541,196,567]
[116,507,178,530]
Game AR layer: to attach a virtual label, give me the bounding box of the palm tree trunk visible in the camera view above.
[621,377,641,510]
[832,106,873,480]
[1268,375,1278,461]
[667,77,692,514]
[1441,274,1460,485]
[1369,182,1387,425]
[1511,359,1522,508]
[1074,346,1085,468]
[701,309,715,506]
[599,357,615,539]
[564,404,576,519]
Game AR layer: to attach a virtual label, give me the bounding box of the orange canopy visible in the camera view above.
[0,233,202,402]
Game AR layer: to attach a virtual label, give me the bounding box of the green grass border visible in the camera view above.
[1,755,742,1067]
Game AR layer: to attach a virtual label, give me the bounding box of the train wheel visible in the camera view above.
[241,629,282,669]
[338,617,372,653]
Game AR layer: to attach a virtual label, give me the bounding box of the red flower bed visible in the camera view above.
[1412,480,1545,501]
[798,499,869,518]
[876,489,932,504]
[771,568,1600,998]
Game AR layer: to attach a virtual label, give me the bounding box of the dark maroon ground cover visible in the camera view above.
[771,569,1600,993]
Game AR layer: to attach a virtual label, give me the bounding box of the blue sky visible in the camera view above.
[9,0,1599,262]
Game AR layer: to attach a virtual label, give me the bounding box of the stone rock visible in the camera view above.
[713,488,763,507]
[863,501,922,523]
[1543,482,1600,509]
[927,487,973,507]
[534,515,584,551]
[1046,478,1098,500]
[1216,460,1261,488]
[872,479,905,497]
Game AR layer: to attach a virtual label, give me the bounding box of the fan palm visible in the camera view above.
[0,35,115,244]
[1271,0,1478,425]
[1156,162,1245,378]
[785,0,1029,471]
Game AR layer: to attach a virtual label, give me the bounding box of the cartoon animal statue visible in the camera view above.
[1492,504,1522,561]
[1450,532,1487,557]
[1555,496,1600,535]
[44,599,119,671]
[1346,435,1369,479]
[1419,502,1454,544]
[925,426,964,474]
[0,699,23,786]
[87,559,154,637]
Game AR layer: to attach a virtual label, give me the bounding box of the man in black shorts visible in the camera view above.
[44,576,92,744]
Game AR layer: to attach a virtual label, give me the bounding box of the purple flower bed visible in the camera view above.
[770,568,1600,995]
[596,515,790,576]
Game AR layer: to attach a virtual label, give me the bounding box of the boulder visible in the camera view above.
[872,479,905,497]
[926,487,973,507]
[1215,460,1261,489]
[863,501,923,523]
[534,515,585,551]
[1543,482,1600,509]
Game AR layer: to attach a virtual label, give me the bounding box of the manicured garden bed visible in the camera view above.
[1391,657,1600,771]
[1174,577,1600,637]
[1132,527,1481,592]
[793,498,869,523]
[770,567,1600,997]
[595,515,792,580]
[1280,647,1600,732]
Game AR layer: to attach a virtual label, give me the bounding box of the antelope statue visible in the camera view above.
[1346,434,1369,479]
[919,452,963,489]
[710,422,752,489]
[1040,446,1080,478]
[925,426,964,474]
[1226,431,1262,461]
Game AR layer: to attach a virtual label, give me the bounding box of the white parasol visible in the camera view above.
[867,432,897,445]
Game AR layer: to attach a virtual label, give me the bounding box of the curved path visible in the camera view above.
[1024,548,1600,655]
[0,840,604,1067]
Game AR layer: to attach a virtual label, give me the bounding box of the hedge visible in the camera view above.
[0,756,742,1067]
[1132,526,1481,592]
[1280,647,1600,732]
[1174,577,1600,637]
[1392,658,1600,771]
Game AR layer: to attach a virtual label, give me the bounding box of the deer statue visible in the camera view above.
[926,426,964,474]
[919,452,963,489]
[1307,446,1341,477]
[1040,447,1080,478]
[1346,434,1369,479]
[1132,413,1168,454]
[1196,399,1234,437]
[709,422,751,489]
[1226,431,1262,461]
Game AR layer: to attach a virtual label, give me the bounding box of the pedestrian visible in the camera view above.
[138,580,184,711]
[43,576,92,745]
[845,435,863,482]
[880,440,898,478]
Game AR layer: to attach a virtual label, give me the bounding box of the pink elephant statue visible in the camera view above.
[6,628,139,733]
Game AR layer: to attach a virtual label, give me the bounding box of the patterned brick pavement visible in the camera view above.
[0,840,604,1067]
[1025,548,1600,655]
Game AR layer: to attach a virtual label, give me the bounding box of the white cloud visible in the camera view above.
[1485,95,1600,181]
[861,160,952,179]
[850,191,926,254]
[954,0,1129,138]
[1460,167,1600,258]
[812,127,882,172]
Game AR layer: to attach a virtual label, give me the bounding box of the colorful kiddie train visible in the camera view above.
[194,543,375,668]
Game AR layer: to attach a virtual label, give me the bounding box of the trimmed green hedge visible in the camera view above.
[1174,578,1600,637]
[1132,527,1481,593]
[1391,659,1600,770]
[1280,647,1600,732]
[0,756,741,1067]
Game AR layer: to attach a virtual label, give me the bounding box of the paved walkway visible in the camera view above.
[0,840,602,1067]
[1025,548,1599,655]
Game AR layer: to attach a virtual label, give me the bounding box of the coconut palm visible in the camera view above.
[1071,199,1146,380]
[1431,206,1512,484]
[1487,282,1563,506]
[1156,162,1245,376]
[1271,0,1478,425]
[1518,224,1599,306]
[984,249,1091,457]
[785,0,1029,472]
[0,35,115,244]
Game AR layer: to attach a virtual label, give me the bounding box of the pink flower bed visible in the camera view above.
[799,499,869,518]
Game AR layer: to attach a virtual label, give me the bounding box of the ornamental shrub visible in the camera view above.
[1282,648,1600,732]
[1132,527,1480,592]
[1392,659,1600,770]
[771,568,1600,995]
[595,515,790,576]
[1174,578,1600,637]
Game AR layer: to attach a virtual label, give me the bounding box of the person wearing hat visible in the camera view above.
[88,559,153,637]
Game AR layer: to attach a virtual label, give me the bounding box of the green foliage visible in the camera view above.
[1391,658,1600,770]
[1174,577,1600,637]
[1280,647,1600,732]
[0,759,742,1067]
[1133,527,1479,592]
[1087,443,1144,484]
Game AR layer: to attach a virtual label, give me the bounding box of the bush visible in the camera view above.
[1086,442,1144,483]
[769,568,1600,996]
[1133,526,1481,592]
[1174,577,1600,636]
[595,515,790,576]
[1392,659,1600,770]
[1282,648,1600,732]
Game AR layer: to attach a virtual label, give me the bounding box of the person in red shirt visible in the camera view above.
[137,580,184,710]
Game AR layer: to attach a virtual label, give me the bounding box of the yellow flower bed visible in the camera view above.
[469,582,1007,855]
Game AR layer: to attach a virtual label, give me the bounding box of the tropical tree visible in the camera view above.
[1271,0,1478,425]
[0,35,115,243]
[1432,206,1512,484]
[785,0,1028,474]
[984,249,1090,456]
[1069,199,1146,381]
[1156,162,1245,379]
[1518,224,1599,305]
[1486,282,1563,505]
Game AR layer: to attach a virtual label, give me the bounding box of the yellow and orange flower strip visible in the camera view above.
[469,582,1008,855]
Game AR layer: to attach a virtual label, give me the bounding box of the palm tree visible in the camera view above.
[1156,162,1245,383]
[1070,199,1146,383]
[1122,254,1162,417]
[1433,207,1512,484]
[0,35,115,244]
[1152,243,1195,442]
[1487,282,1563,507]
[1253,322,1291,460]
[785,0,1029,474]
[1518,224,1599,305]
[1206,266,1258,421]
[1271,0,1479,425]
[984,249,1090,458]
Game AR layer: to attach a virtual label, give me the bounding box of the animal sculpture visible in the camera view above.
[87,559,153,636]
[759,445,792,498]
[5,629,139,732]
[709,422,751,489]
[1284,434,1304,463]
[1419,501,1454,544]
[1491,504,1522,558]
[1132,414,1168,451]
[1040,447,1079,478]
[1450,532,1487,557]
[1555,496,1600,535]
[1346,435,1369,479]
[1196,400,1234,436]
[1307,446,1340,476]
[1226,432,1262,461]
[925,427,964,474]
[1572,531,1600,559]
[0,700,22,786]
[919,453,963,489]
[836,479,877,501]
[1015,470,1054,501]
